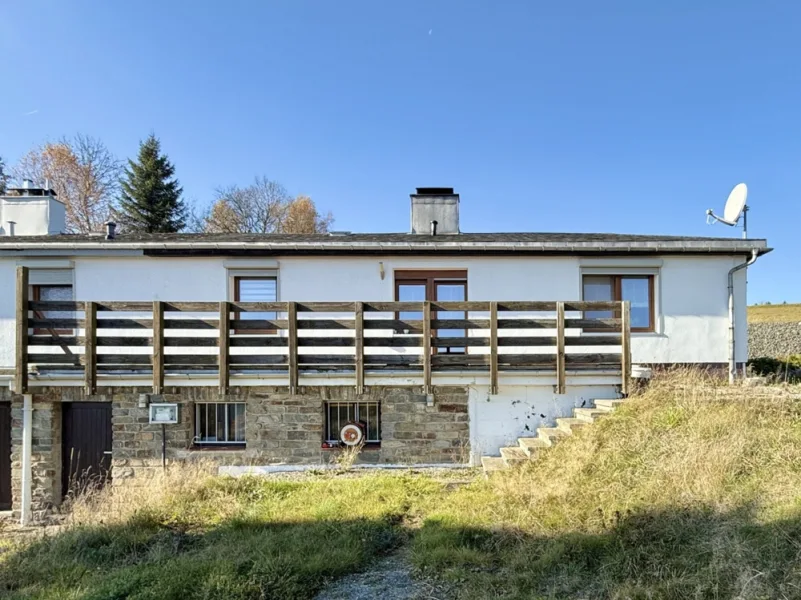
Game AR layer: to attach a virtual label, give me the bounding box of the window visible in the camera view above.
[195,402,246,445]
[395,270,467,354]
[233,276,277,334]
[31,284,74,335]
[582,274,655,332]
[325,401,381,445]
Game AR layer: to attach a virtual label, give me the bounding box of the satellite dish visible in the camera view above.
[706,183,749,238]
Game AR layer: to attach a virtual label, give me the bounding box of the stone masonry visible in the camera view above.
[4,385,470,517]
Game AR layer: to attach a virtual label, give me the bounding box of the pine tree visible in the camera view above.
[118,135,186,233]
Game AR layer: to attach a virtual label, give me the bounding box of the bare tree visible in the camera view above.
[201,177,333,234]
[0,156,8,194]
[14,134,121,233]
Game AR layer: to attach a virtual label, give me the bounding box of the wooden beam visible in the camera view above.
[218,301,230,395]
[15,267,28,394]
[423,300,432,395]
[152,301,164,394]
[354,301,364,395]
[621,300,631,395]
[489,301,498,394]
[556,301,566,394]
[84,302,97,395]
[287,302,298,394]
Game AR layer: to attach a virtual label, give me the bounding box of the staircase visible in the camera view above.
[481,399,626,474]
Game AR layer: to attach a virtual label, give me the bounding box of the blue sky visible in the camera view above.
[1,1,798,303]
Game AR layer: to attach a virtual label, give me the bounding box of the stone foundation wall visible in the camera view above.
[748,322,801,359]
[4,385,470,513]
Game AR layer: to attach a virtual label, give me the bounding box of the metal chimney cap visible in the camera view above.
[105,221,117,240]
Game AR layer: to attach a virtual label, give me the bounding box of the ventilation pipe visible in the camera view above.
[430,220,438,236]
[6,221,15,236]
[105,221,116,240]
[728,249,759,384]
[20,394,33,525]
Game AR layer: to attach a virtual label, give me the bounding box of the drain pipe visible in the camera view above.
[20,393,33,526]
[728,249,759,384]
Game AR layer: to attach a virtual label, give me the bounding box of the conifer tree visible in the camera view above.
[118,135,186,232]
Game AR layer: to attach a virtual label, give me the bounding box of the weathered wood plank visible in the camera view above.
[423,301,432,394]
[354,301,364,394]
[29,318,83,329]
[230,319,288,330]
[229,355,288,365]
[556,302,566,394]
[299,355,421,366]
[490,301,498,394]
[297,302,356,312]
[152,301,164,394]
[96,302,154,311]
[94,319,151,329]
[85,302,97,394]
[430,301,491,312]
[15,267,29,394]
[163,318,219,330]
[229,301,287,312]
[230,337,287,347]
[621,300,631,395]
[165,337,217,347]
[219,301,230,394]
[29,301,81,311]
[363,302,423,312]
[288,302,298,393]
[28,336,82,346]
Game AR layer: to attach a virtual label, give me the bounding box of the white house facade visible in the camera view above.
[0,184,770,521]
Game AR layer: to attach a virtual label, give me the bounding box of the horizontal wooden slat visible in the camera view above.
[29,301,81,311]
[296,302,356,312]
[163,302,219,312]
[363,302,423,312]
[28,354,81,364]
[165,337,218,347]
[95,318,152,329]
[29,319,83,329]
[28,336,81,346]
[229,302,287,312]
[164,355,218,365]
[97,355,152,365]
[230,319,288,330]
[162,318,219,330]
[229,337,288,347]
[566,353,622,365]
[99,337,153,347]
[96,302,154,311]
[229,355,287,365]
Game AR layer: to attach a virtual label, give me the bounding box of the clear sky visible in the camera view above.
[1,1,798,303]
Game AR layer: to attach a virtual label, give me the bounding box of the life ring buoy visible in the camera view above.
[339,422,365,446]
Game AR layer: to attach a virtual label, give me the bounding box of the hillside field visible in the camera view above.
[748,303,801,323]
[2,371,800,599]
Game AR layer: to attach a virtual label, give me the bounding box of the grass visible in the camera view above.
[748,302,801,323]
[3,370,801,599]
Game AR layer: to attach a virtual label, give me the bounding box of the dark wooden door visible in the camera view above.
[62,402,112,497]
[0,404,11,510]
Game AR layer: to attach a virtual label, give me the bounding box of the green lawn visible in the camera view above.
[3,371,801,599]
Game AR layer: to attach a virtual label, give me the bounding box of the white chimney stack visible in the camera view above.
[0,182,66,236]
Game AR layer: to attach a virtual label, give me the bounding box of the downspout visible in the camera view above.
[728,249,759,384]
[20,393,33,525]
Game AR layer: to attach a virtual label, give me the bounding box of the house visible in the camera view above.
[0,184,770,521]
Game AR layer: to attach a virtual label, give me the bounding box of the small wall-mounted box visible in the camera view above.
[149,403,179,424]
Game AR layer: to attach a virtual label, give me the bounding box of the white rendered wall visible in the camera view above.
[0,253,751,370]
[468,383,620,462]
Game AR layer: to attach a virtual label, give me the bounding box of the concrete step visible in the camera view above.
[537,427,569,446]
[481,456,507,473]
[573,407,609,423]
[518,436,549,456]
[500,446,529,466]
[594,399,626,412]
[556,417,589,433]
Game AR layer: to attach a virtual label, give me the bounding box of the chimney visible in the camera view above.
[410,187,459,235]
[105,221,117,240]
[0,182,66,235]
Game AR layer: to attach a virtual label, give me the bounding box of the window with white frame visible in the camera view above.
[194,402,246,445]
[325,401,381,444]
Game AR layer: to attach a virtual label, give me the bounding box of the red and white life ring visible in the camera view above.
[339,422,365,446]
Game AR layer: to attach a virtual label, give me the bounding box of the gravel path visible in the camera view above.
[314,549,452,600]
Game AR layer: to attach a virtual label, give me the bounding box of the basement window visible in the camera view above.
[324,401,381,446]
[194,402,246,446]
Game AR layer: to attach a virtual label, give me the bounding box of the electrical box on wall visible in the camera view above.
[149,403,179,424]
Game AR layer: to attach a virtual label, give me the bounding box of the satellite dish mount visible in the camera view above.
[706,183,749,239]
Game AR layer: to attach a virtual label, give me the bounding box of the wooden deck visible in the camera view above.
[15,267,632,395]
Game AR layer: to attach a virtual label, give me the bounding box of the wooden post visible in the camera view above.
[556,301,566,394]
[287,302,298,394]
[621,300,631,395]
[152,301,164,395]
[15,267,29,394]
[489,301,498,395]
[218,301,230,395]
[423,301,432,395]
[84,301,97,395]
[354,301,364,395]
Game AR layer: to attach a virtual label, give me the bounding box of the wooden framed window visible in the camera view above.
[582,274,655,332]
[324,401,381,446]
[31,284,74,335]
[395,270,467,354]
[233,276,277,334]
[194,402,246,446]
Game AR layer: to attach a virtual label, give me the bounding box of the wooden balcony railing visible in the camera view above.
[15,267,631,396]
